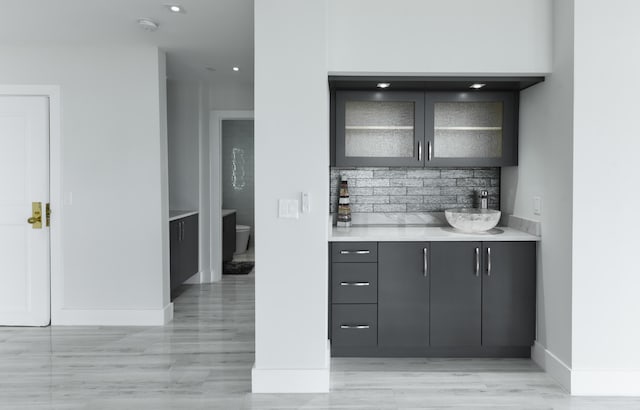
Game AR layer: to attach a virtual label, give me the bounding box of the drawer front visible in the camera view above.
[331,242,377,263]
[331,304,377,347]
[332,263,377,303]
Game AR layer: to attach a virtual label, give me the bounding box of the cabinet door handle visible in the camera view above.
[180,221,184,241]
[427,141,433,161]
[418,141,423,161]
[340,250,370,255]
[475,247,480,276]
[486,247,492,276]
[423,247,428,277]
[340,324,370,329]
[340,281,370,286]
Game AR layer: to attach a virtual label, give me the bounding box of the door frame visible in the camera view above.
[0,85,62,324]
[209,110,254,282]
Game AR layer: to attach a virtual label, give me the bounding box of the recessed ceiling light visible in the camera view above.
[470,83,486,89]
[233,67,240,72]
[137,18,159,32]
[377,83,391,89]
[166,4,185,13]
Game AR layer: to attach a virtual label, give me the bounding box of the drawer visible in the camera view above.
[331,304,377,347]
[332,263,377,303]
[331,242,377,263]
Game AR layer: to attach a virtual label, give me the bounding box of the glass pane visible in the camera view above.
[433,101,502,158]
[344,101,415,158]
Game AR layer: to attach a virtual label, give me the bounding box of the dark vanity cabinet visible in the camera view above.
[329,240,536,357]
[170,214,199,294]
[333,90,519,167]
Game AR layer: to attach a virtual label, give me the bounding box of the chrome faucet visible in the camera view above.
[479,190,488,209]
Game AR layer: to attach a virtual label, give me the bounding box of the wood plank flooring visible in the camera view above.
[1,274,639,409]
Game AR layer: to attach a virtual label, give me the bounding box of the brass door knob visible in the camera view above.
[28,216,42,224]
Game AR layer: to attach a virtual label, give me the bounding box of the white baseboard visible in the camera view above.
[52,303,174,326]
[251,344,331,393]
[531,341,572,392]
[572,370,640,396]
[185,270,206,284]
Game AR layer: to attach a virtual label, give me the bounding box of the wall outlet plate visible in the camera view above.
[533,196,542,215]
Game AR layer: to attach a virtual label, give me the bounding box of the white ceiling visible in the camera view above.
[0,0,254,85]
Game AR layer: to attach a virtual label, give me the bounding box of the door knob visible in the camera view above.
[27,202,43,229]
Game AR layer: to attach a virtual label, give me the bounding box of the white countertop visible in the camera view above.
[169,210,198,222]
[222,209,236,217]
[329,225,540,242]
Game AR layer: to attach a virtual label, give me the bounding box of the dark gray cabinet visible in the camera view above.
[482,242,536,346]
[329,240,536,357]
[430,241,536,348]
[424,92,517,166]
[335,91,425,167]
[330,242,378,351]
[170,214,199,295]
[333,90,518,167]
[378,242,430,348]
[222,211,236,263]
[430,242,482,346]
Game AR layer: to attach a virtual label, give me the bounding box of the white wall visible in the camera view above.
[571,0,640,395]
[0,46,170,324]
[328,0,552,75]
[501,0,574,391]
[254,0,552,393]
[210,81,254,111]
[253,0,330,393]
[168,80,200,211]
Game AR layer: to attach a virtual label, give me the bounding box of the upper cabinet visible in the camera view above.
[425,92,517,167]
[335,91,425,167]
[331,77,544,168]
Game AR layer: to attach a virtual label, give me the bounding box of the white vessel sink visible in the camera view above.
[444,208,501,233]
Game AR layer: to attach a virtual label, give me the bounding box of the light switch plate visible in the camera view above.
[301,192,310,213]
[278,199,299,219]
[533,196,542,215]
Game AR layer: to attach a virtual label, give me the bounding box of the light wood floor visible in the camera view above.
[1,275,639,409]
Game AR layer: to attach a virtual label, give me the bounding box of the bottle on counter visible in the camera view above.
[337,176,352,228]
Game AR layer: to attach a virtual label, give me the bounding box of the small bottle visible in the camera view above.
[337,176,352,228]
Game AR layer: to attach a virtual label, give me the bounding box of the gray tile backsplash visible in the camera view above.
[330,167,500,213]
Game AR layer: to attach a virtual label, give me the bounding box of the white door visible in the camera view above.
[0,96,50,326]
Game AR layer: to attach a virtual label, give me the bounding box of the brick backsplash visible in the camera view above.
[330,167,500,213]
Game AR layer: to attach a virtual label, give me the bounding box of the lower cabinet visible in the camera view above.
[378,242,430,348]
[330,240,536,357]
[170,214,199,295]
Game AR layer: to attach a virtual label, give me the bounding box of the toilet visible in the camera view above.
[235,225,251,254]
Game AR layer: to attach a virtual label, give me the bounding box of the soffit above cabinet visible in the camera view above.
[328,76,545,91]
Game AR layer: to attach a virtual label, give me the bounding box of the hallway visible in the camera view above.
[2,276,640,409]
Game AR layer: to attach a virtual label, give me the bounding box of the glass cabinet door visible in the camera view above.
[335,91,425,167]
[425,92,516,166]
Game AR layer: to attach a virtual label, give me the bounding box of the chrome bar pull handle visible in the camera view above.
[340,250,370,255]
[340,281,370,287]
[475,247,480,276]
[423,247,428,277]
[418,141,423,161]
[427,141,433,161]
[340,324,370,329]
[487,247,492,276]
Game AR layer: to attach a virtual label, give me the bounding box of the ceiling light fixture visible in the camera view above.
[137,18,159,32]
[470,83,486,89]
[377,82,391,89]
[233,67,240,72]
[166,4,185,13]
